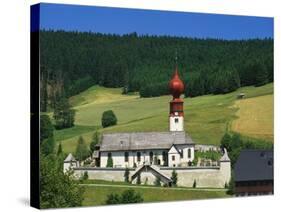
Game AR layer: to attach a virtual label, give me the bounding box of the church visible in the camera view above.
[64,65,231,188]
[95,66,195,168]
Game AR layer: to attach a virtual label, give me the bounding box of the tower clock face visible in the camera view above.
[175,112,178,116]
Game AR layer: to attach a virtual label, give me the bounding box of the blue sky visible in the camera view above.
[38,3,273,40]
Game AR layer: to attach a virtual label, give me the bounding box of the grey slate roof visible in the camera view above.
[100,131,194,152]
[234,150,273,182]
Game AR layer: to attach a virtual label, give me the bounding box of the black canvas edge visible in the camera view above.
[30,3,40,209]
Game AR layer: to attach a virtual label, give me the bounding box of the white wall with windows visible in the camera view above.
[100,145,194,168]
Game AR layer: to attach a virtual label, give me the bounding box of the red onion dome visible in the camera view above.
[169,68,184,98]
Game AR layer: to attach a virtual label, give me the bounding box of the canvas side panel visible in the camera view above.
[30,4,40,209]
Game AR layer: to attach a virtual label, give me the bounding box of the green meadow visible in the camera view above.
[54,83,273,153]
[82,185,229,206]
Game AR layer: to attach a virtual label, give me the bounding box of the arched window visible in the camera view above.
[124,152,129,162]
[188,149,191,158]
[149,152,153,163]
[137,152,141,162]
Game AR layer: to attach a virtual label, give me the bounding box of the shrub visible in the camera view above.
[193,179,197,188]
[154,176,161,186]
[106,156,113,168]
[101,110,117,128]
[105,189,143,205]
[171,170,178,187]
[82,171,88,181]
[136,174,141,185]
[124,168,130,183]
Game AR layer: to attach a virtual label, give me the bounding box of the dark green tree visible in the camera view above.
[57,143,63,156]
[40,154,84,208]
[193,179,197,188]
[154,176,161,186]
[41,137,55,156]
[75,136,90,162]
[106,155,113,168]
[90,130,99,153]
[105,189,143,205]
[53,97,75,129]
[40,114,54,142]
[101,110,117,128]
[136,174,141,185]
[171,170,178,187]
[124,167,130,183]
[255,62,268,87]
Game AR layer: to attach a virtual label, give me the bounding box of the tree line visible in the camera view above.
[39,30,273,111]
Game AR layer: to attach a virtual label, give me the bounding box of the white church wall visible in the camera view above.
[100,149,169,168]
[71,160,231,188]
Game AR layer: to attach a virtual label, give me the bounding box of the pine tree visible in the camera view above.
[53,97,75,129]
[90,130,99,153]
[106,156,113,168]
[171,170,178,187]
[75,136,90,162]
[136,174,141,185]
[154,176,161,186]
[124,168,130,183]
[57,143,63,155]
[193,179,197,188]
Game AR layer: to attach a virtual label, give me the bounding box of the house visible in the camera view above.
[234,150,273,196]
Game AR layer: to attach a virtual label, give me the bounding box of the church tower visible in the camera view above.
[169,65,185,131]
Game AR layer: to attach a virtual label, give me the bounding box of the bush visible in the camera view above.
[101,110,117,128]
[82,171,88,181]
[171,170,178,187]
[124,168,130,183]
[106,156,113,168]
[136,174,141,185]
[105,189,143,205]
[193,179,197,188]
[154,176,161,186]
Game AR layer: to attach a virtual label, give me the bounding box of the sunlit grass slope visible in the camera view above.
[55,83,273,153]
[231,94,273,141]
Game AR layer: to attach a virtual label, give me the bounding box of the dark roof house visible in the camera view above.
[234,150,273,196]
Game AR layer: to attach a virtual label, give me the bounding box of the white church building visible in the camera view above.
[96,67,195,168]
[64,66,231,188]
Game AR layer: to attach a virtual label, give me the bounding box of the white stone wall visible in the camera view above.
[71,160,231,188]
[169,116,184,131]
[63,161,79,173]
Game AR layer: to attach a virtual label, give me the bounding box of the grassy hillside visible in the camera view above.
[231,94,273,141]
[55,83,273,153]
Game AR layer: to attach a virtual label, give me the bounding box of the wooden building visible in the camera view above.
[234,150,273,196]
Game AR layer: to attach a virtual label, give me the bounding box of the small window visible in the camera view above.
[180,150,183,158]
[124,152,129,162]
[137,152,141,162]
[188,149,191,158]
[175,118,179,123]
[172,155,175,161]
[108,152,112,158]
